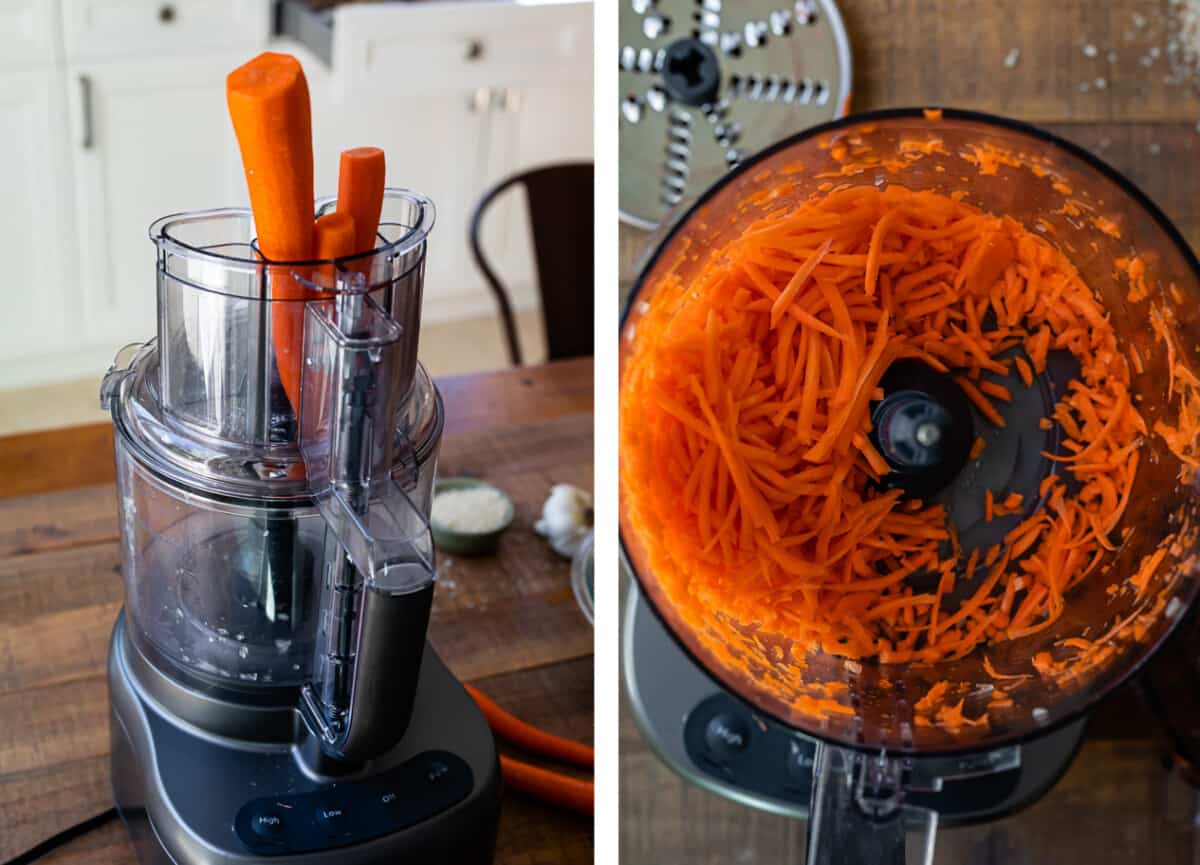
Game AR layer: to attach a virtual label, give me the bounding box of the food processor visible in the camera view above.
[101,189,501,864]
[620,108,1200,863]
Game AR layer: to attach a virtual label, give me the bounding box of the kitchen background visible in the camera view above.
[0,0,593,435]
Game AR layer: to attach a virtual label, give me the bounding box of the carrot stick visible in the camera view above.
[336,146,387,254]
[314,212,356,261]
[226,52,315,412]
[499,756,593,815]
[465,684,594,768]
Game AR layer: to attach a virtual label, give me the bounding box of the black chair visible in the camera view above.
[468,162,594,366]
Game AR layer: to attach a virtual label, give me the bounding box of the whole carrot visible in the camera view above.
[226,51,315,413]
[336,147,387,254]
[465,683,594,768]
[499,756,594,816]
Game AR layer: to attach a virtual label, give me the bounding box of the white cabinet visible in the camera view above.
[0,0,61,67]
[327,0,593,322]
[0,70,76,374]
[0,0,590,389]
[65,56,249,346]
[60,0,269,62]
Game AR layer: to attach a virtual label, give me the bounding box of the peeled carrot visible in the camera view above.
[314,211,356,261]
[465,684,594,769]
[336,146,387,254]
[500,756,593,816]
[226,52,314,412]
[311,212,357,293]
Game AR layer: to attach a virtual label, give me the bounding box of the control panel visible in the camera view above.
[234,750,473,855]
[683,692,817,804]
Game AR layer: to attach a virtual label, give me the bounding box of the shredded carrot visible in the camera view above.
[957,376,1007,427]
[979,380,1013,402]
[970,436,985,460]
[620,182,1151,716]
[1015,356,1034,387]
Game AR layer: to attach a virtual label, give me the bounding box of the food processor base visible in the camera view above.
[108,611,501,864]
[624,585,1086,825]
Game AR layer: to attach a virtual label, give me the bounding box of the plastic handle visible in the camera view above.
[298,280,435,764]
[100,340,155,411]
[806,743,937,865]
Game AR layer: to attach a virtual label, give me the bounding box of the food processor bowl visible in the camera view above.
[620,109,1200,758]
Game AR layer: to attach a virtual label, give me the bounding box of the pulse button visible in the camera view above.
[704,712,751,763]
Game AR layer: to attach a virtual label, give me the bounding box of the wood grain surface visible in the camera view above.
[0,358,594,865]
[618,1,1200,862]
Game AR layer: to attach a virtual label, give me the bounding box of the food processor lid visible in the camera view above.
[104,342,442,503]
[618,0,852,228]
[619,107,1200,756]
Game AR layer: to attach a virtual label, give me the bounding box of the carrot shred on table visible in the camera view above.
[620,182,1149,695]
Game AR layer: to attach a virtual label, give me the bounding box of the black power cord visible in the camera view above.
[4,808,119,865]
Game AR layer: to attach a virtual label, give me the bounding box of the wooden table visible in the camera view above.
[619,2,1200,862]
[0,358,594,865]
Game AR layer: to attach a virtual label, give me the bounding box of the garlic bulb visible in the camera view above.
[535,483,594,559]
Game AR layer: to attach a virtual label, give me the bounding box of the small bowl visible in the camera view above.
[571,530,594,625]
[430,477,514,557]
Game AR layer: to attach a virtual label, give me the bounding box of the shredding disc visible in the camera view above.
[619,0,853,228]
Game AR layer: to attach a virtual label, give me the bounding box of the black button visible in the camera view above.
[250,807,286,837]
[786,739,816,786]
[704,712,751,762]
[315,805,347,830]
[426,759,450,784]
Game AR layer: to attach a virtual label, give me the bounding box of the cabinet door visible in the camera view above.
[66,56,249,346]
[0,69,76,366]
[470,2,593,318]
[327,0,593,324]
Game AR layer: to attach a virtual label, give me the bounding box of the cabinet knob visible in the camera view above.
[159,4,176,23]
[465,39,484,61]
[468,87,490,113]
[500,88,522,113]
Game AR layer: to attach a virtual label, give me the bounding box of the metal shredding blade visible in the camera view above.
[619,0,854,228]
